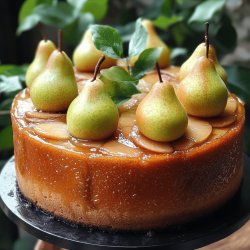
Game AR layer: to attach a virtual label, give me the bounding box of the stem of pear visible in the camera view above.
[58,29,62,52]
[156,63,163,83]
[126,57,131,74]
[91,55,106,82]
[205,22,209,59]
[38,23,47,41]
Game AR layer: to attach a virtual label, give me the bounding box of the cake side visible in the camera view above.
[11,91,245,230]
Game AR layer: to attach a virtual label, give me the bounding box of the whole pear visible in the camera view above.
[26,39,56,88]
[177,56,228,118]
[179,43,227,82]
[67,79,119,140]
[73,30,116,72]
[30,50,78,112]
[136,81,188,142]
[130,19,170,68]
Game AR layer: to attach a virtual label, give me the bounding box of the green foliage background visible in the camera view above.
[0,0,249,249]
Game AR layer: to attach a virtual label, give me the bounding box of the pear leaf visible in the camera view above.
[128,18,147,57]
[100,66,138,98]
[90,25,123,59]
[188,0,226,23]
[153,15,183,30]
[131,48,162,79]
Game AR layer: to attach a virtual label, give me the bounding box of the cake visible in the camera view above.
[11,20,245,231]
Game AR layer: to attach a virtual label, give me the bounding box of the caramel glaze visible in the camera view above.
[11,69,245,230]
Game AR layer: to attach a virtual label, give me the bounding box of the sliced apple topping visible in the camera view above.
[101,140,142,157]
[208,115,236,128]
[173,117,212,151]
[118,112,136,138]
[70,137,104,149]
[32,122,70,140]
[185,117,212,142]
[131,126,174,153]
[173,137,195,151]
[209,128,228,141]
[118,93,146,113]
[223,95,238,116]
[25,111,66,122]
[137,79,153,93]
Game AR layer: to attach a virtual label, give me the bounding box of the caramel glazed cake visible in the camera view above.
[11,21,245,231]
[11,66,245,231]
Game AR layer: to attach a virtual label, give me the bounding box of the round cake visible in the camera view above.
[11,66,245,230]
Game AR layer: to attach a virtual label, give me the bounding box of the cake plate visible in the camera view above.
[0,156,250,250]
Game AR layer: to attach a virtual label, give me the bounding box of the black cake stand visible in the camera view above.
[0,156,250,250]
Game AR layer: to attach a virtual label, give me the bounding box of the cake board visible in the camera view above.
[0,156,250,250]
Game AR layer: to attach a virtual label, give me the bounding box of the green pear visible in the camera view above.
[67,79,119,140]
[26,39,56,88]
[130,19,170,68]
[136,81,188,142]
[30,50,78,112]
[73,29,116,72]
[179,43,227,82]
[177,56,228,118]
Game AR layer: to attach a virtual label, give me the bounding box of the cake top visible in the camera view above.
[22,19,241,152]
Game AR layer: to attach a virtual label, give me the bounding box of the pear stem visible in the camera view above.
[91,55,106,82]
[38,23,47,41]
[58,29,62,52]
[126,57,131,74]
[156,63,163,83]
[205,22,209,59]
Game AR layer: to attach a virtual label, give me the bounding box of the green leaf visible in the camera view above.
[81,0,108,21]
[128,18,147,57]
[225,65,250,107]
[67,0,86,9]
[131,48,162,79]
[35,2,76,28]
[17,14,40,35]
[0,65,28,76]
[0,76,23,95]
[18,0,52,23]
[100,66,138,98]
[188,0,226,23]
[90,25,123,59]
[63,12,94,46]
[0,126,13,150]
[153,15,183,30]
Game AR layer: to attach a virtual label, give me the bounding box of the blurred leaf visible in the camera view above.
[171,47,187,59]
[161,0,174,15]
[153,15,182,30]
[188,0,226,23]
[63,13,94,45]
[226,65,250,106]
[81,0,108,21]
[67,0,86,9]
[0,126,13,150]
[213,15,237,54]
[33,2,76,28]
[0,76,23,95]
[100,66,138,98]
[0,99,13,110]
[142,0,165,19]
[132,48,162,79]
[18,0,52,23]
[90,25,123,59]
[17,14,40,35]
[0,113,11,127]
[128,18,147,57]
[0,65,28,76]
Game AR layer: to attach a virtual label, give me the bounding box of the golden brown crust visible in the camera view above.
[11,90,245,230]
